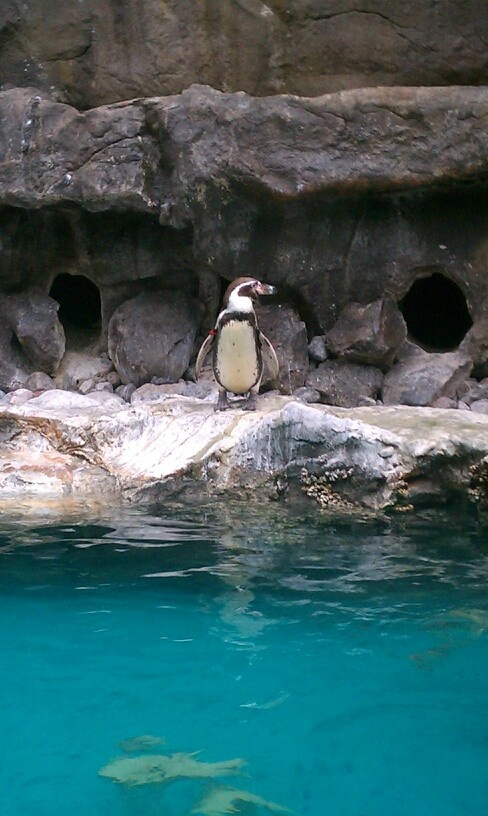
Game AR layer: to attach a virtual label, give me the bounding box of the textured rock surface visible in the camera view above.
[1,83,487,355]
[108,290,198,386]
[256,303,309,393]
[0,394,487,513]
[306,360,384,407]
[325,299,406,368]
[382,350,472,406]
[0,1,486,107]
[3,84,488,211]
[2,26,488,409]
[0,287,65,388]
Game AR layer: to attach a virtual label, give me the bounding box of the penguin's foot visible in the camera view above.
[241,391,257,411]
[215,390,231,411]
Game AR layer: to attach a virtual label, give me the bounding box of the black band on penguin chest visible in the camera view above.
[219,311,258,329]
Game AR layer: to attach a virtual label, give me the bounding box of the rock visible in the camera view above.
[5,288,65,373]
[308,336,328,363]
[457,401,470,411]
[115,383,137,403]
[3,388,34,405]
[256,303,309,393]
[184,381,216,400]
[470,399,488,415]
[130,380,215,405]
[325,298,406,368]
[431,396,457,409]
[25,390,120,411]
[54,352,114,390]
[382,351,472,406]
[2,86,488,368]
[78,379,96,395]
[4,84,488,211]
[108,291,198,387]
[24,371,56,391]
[0,288,65,390]
[106,371,122,388]
[93,381,114,393]
[131,383,185,404]
[306,361,384,408]
[395,340,426,361]
[2,396,488,512]
[457,378,488,405]
[293,387,321,404]
[356,396,378,407]
[83,391,125,408]
[0,2,486,107]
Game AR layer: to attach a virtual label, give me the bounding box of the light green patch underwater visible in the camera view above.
[99,751,246,787]
[99,738,292,814]
[192,785,292,815]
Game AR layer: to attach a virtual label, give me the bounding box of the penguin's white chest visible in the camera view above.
[215,320,260,394]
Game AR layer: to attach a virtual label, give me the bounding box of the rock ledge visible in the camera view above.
[1,391,487,514]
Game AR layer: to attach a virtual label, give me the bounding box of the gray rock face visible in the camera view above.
[0,1,486,107]
[108,291,198,386]
[293,386,321,404]
[24,371,56,392]
[326,299,406,368]
[3,85,488,214]
[0,288,65,389]
[0,394,488,514]
[7,288,65,373]
[54,351,115,390]
[457,378,488,406]
[306,361,384,408]
[256,304,309,393]
[1,84,487,356]
[382,351,472,406]
[308,336,328,364]
[470,400,488,415]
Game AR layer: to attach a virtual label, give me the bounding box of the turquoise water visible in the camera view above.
[1,505,487,816]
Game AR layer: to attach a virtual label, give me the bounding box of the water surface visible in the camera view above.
[1,504,487,816]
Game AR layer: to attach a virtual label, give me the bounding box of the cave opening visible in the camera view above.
[399,272,472,352]
[49,273,102,347]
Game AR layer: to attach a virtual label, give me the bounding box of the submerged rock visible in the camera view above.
[99,752,245,786]
[192,785,290,815]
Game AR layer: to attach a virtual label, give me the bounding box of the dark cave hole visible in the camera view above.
[50,273,101,329]
[399,272,472,352]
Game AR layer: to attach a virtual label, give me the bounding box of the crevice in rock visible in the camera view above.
[49,273,101,350]
[399,271,472,352]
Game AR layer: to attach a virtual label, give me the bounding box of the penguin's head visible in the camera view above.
[224,278,277,312]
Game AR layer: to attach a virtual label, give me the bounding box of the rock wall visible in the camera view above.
[1,3,488,411]
[1,1,487,107]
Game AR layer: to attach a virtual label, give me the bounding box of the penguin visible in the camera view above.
[195,277,280,411]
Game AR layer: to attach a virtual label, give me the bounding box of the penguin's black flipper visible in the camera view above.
[195,332,216,379]
[259,332,280,381]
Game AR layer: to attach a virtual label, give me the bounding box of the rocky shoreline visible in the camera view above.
[1,387,487,517]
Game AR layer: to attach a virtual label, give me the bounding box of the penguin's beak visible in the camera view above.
[255,282,277,296]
